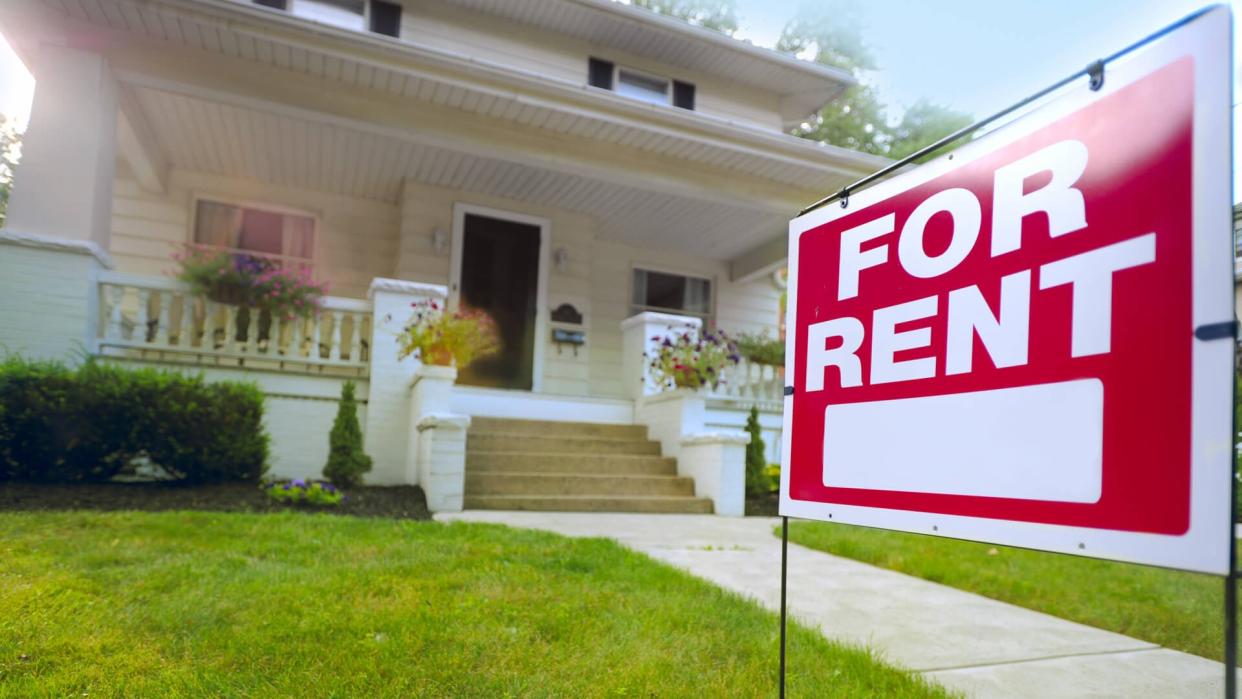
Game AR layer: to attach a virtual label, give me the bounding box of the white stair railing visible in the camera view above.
[96,271,372,373]
[711,356,784,407]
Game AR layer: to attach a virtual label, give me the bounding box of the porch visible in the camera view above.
[0,0,873,513]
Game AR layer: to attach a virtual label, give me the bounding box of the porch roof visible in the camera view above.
[4,0,888,269]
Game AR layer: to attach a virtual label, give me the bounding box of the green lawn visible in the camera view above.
[786,520,1233,662]
[0,512,948,698]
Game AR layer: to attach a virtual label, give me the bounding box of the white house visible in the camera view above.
[0,0,885,514]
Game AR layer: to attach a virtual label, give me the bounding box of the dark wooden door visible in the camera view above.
[457,213,540,390]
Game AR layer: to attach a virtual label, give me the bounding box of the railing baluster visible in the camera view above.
[201,300,215,350]
[312,313,323,360]
[136,289,151,345]
[349,314,362,362]
[177,294,192,348]
[106,285,125,341]
[270,313,283,357]
[331,311,344,361]
[246,308,260,354]
[154,291,171,346]
[223,306,237,353]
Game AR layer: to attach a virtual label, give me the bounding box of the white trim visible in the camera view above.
[367,277,448,299]
[782,6,1234,575]
[449,385,634,424]
[0,229,115,268]
[450,202,550,393]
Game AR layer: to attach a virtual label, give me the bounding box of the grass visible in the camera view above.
[0,511,949,698]
[786,520,1234,662]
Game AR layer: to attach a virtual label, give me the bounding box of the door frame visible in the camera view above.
[449,202,550,393]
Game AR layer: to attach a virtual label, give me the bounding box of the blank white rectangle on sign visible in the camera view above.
[823,379,1104,503]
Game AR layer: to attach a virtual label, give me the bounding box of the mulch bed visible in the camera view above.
[0,482,431,520]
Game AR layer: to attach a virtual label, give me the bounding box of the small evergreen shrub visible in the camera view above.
[0,356,268,483]
[322,381,372,488]
[744,406,768,497]
[265,479,344,507]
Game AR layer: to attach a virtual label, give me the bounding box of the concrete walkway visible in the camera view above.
[437,511,1226,698]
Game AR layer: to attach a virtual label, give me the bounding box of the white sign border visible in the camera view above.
[780,6,1235,576]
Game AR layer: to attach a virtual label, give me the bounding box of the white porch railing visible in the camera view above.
[96,271,372,374]
[711,357,784,408]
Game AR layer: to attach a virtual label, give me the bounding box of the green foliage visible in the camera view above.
[0,511,950,697]
[322,381,372,488]
[0,115,20,228]
[265,479,344,507]
[397,299,501,369]
[0,357,268,483]
[630,0,738,35]
[173,246,326,319]
[647,330,740,391]
[734,331,784,366]
[779,4,973,160]
[744,406,768,497]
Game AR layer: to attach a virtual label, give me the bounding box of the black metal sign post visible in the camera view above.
[779,515,788,699]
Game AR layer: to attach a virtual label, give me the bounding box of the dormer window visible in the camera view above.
[253,0,402,38]
[588,57,695,111]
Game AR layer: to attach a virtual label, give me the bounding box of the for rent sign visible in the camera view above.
[781,7,1234,574]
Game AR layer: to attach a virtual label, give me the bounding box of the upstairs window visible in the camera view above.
[253,0,401,38]
[193,199,317,276]
[589,58,695,111]
[631,268,712,322]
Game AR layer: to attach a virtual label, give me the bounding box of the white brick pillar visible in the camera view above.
[364,278,448,485]
[620,311,702,400]
[0,44,118,360]
[410,365,469,513]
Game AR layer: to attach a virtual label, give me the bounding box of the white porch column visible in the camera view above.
[619,311,703,400]
[364,278,448,485]
[0,44,118,360]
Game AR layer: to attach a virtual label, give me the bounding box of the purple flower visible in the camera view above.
[291,479,306,489]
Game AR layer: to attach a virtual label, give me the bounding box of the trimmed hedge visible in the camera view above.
[0,357,268,483]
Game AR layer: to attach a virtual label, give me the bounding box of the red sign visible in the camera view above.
[781,7,1234,574]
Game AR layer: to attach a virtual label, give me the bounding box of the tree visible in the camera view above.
[0,116,21,228]
[322,381,372,488]
[778,4,971,160]
[744,406,768,498]
[630,0,739,36]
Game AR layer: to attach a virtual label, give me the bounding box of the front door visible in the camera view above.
[455,212,541,390]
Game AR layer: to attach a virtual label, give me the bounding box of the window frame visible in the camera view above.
[629,265,716,325]
[187,193,322,276]
[288,0,367,32]
[613,66,673,106]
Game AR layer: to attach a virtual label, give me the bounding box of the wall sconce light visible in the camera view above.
[554,247,569,272]
[432,228,447,255]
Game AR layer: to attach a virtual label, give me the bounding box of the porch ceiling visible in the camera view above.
[134,86,785,259]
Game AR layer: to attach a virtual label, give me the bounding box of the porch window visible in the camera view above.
[193,199,316,275]
[616,70,670,106]
[631,268,712,321]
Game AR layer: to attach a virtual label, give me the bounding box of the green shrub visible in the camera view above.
[744,406,768,497]
[735,332,784,367]
[322,381,372,488]
[0,357,268,483]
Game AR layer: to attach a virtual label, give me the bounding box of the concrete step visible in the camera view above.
[463,494,714,514]
[469,417,647,440]
[466,451,678,476]
[466,471,696,497]
[466,432,662,456]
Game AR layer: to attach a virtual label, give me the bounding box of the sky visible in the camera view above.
[0,1,1238,196]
